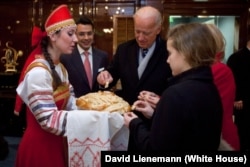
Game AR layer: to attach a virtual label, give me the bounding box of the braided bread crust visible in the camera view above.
[76,91,131,114]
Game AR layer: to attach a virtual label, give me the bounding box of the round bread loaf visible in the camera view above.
[76,91,131,114]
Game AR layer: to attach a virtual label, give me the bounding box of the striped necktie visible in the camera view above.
[142,48,148,58]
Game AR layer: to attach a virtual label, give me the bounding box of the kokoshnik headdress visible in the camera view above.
[45,4,76,36]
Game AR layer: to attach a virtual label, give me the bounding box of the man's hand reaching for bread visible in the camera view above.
[97,70,113,87]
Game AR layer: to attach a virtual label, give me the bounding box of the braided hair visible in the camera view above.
[40,31,62,90]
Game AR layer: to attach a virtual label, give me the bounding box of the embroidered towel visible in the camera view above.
[66,110,129,167]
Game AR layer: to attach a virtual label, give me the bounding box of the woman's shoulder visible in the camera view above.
[212,62,234,80]
[26,58,50,73]
[24,58,52,82]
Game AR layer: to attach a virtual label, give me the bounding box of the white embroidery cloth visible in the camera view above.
[66,110,129,167]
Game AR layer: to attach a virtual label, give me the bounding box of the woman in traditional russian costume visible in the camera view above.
[15,4,78,167]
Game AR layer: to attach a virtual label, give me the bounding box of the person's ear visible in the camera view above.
[49,33,57,42]
[156,26,161,35]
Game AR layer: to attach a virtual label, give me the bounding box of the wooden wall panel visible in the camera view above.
[113,15,134,55]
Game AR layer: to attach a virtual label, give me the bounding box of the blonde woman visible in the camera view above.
[206,24,240,151]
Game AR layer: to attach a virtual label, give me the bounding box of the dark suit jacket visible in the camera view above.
[227,47,250,124]
[227,47,250,110]
[60,46,109,97]
[107,36,172,105]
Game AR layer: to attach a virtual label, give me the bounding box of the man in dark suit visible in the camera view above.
[60,16,109,98]
[227,39,250,151]
[97,6,172,108]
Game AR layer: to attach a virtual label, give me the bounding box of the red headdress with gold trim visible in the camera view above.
[45,4,76,36]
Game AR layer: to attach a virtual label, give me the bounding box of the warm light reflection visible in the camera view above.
[79,1,135,16]
[103,28,113,34]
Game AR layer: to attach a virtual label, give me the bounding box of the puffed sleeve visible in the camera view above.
[16,66,68,136]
